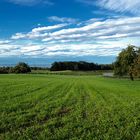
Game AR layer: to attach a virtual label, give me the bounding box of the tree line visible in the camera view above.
[0,61,113,74]
[0,62,31,74]
[50,61,113,71]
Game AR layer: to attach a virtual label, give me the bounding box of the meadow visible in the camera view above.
[0,74,140,140]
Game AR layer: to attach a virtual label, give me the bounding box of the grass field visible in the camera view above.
[31,70,112,75]
[0,74,140,140]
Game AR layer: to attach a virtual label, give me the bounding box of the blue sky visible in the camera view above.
[0,0,140,65]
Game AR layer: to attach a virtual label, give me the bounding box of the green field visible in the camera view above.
[0,74,140,140]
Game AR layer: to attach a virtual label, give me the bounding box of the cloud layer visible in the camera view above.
[48,16,78,23]
[0,16,139,57]
[77,0,140,14]
[98,0,140,14]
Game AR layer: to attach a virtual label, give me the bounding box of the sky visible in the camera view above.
[0,0,140,66]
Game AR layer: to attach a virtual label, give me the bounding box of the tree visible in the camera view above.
[13,62,31,73]
[133,48,140,78]
[114,45,139,80]
[0,67,10,74]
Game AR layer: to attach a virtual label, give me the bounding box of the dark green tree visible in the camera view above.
[114,45,138,80]
[133,48,140,78]
[50,61,113,71]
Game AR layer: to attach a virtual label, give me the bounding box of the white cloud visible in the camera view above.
[0,40,11,44]
[42,17,140,42]
[32,24,68,33]
[48,16,78,23]
[1,16,140,57]
[97,0,140,14]
[11,23,68,39]
[0,37,139,57]
[77,0,140,14]
[11,33,26,40]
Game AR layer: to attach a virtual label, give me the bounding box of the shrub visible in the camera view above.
[13,62,31,73]
[0,67,10,74]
